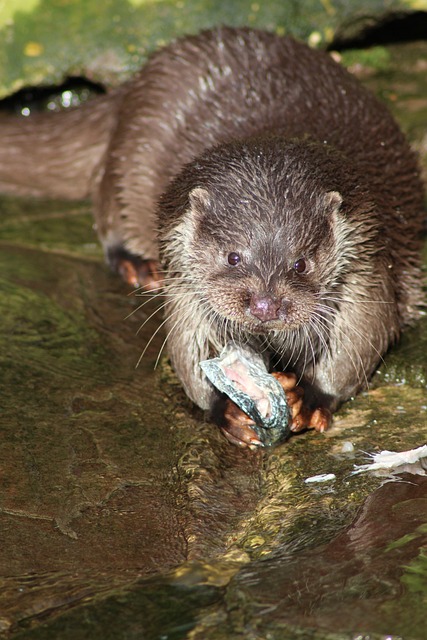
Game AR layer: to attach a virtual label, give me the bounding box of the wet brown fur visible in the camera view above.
[0,27,424,418]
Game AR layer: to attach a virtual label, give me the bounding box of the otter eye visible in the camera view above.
[294,258,307,274]
[227,252,241,266]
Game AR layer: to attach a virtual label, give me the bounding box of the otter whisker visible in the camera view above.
[139,291,210,362]
[308,314,336,386]
[153,298,213,369]
[128,283,204,319]
[125,296,166,321]
[315,302,386,366]
[134,300,171,335]
[320,294,393,306]
[310,309,371,388]
[136,302,192,367]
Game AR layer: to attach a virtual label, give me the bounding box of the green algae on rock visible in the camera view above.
[0,0,424,98]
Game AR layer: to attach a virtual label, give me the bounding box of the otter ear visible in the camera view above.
[177,187,211,243]
[324,190,343,213]
[189,187,212,218]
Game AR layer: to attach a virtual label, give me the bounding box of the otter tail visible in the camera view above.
[0,91,120,200]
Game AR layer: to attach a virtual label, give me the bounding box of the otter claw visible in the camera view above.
[290,406,332,433]
[222,399,264,448]
[221,428,264,449]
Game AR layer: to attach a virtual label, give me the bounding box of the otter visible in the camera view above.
[0,27,424,446]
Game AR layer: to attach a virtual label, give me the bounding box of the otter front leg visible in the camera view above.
[299,294,398,430]
[165,310,219,413]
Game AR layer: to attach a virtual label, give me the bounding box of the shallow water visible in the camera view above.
[0,41,426,640]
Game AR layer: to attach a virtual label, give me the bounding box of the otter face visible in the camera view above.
[182,185,344,335]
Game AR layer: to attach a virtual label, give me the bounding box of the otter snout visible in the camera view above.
[249,293,290,322]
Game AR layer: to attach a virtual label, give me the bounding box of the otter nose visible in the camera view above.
[249,293,282,322]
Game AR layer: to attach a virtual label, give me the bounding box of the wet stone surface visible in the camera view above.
[0,41,426,640]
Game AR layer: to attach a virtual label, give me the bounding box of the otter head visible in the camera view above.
[189,185,344,332]
[158,138,369,340]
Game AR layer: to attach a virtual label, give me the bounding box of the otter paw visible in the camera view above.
[290,405,332,433]
[118,258,163,290]
[271,372,331,433]
[222,399,264,449]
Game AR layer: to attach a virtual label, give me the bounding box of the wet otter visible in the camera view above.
[0,27,424,446]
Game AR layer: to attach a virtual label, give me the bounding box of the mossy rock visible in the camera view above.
[0,0,425,97]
